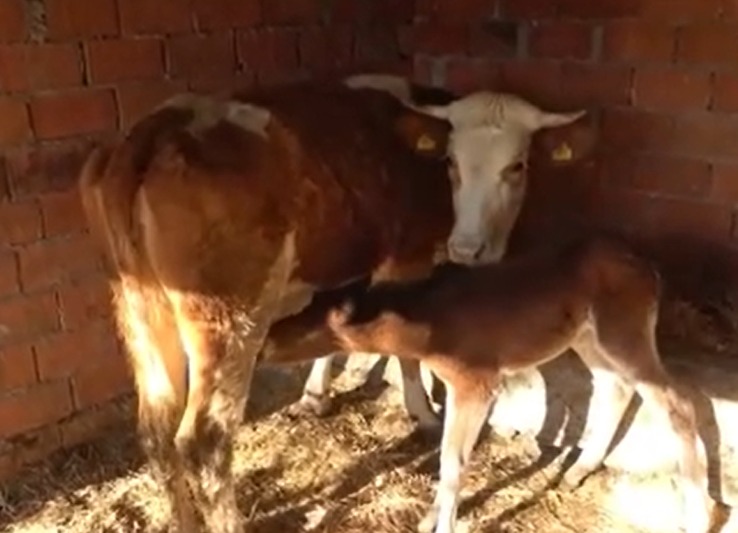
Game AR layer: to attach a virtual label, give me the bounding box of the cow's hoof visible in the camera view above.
[417,507,439,533]
[288,392,332,418]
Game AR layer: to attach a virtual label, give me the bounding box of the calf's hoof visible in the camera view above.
[288,392,332,418]
[560,464,595,491]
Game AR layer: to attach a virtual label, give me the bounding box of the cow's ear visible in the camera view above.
[534,116,598,166]
[395,111,450,159]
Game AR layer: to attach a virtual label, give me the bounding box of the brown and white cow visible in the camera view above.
[79,77,585,533]
[296,74,587,425]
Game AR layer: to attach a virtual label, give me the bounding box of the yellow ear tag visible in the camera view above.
[416,134,436,152]
[551,142,573,162]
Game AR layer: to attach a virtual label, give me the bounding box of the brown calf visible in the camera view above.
[326,237,712,533]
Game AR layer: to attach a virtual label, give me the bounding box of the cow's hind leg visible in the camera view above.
[418,370,499,533]
[167,239,296,533]
[114,279,196,532]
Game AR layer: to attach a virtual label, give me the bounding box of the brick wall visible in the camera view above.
[410,0,738,300]
[0,0,412,479]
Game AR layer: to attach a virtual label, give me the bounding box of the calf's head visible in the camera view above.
[417,93,586,265]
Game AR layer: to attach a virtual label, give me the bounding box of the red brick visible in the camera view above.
[19,234,102,292]
[117,80,188,130]
[559,0,640,18]
[194,0,260,30]
[58,401,130,448]
[0,253,19,298]
[600,108,675,151]
[629,155,712,198]
[0,97,31,145]
[603,21,675,62]
[189,73,256,96]
[46,0,118,39]
[713,72,738,112]
[499,0,557,18]
[87,38,164,84]
[469,21,519,58]
[633,67,710,111]
[5,139,97,198]
[167,33,236,80]
[0,344,36,391]
[0,381,72,439]
[711,163,738,203]
[72,353,132,408]
[40,190,87,237]
[445,57,501,93]
[36,323,118,381]
[119,0,192,35]
[58,276,112,330]
[529,22,592,60]
[647,197,731,241]
[0,424,62,479]
[409,23,469,55]
[559,63,631,108]
[30,89,117,140]
[678,23,738,65]
[299,26,353,71]
[0,292,60,345]
[417,0,493,22]
[262,0,321,24]
[640,0,722,21]
[374,0,417,23]
[354,26,402,64]
[252,66,308,88]
[0,43,83,92]
[237,28,299,74]
[0,0,25,42]
[0,201,42,245]
[498,60,564,111]
[672,113,738,159]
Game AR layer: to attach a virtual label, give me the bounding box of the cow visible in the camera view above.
[78,77,585,533]
[295,73,588,426]
[323,236,712,533]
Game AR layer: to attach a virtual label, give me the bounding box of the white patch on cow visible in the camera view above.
[343,73,412,105]
[417,91,586,265]
[159,93,271,138]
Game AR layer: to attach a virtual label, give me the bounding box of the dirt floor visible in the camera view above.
[1,342,736,533]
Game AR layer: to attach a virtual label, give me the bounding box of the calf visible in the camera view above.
[326,237,711,533]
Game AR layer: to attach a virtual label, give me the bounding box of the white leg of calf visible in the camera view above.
[634,381,711,533]
[296,354,336,416]
[563,367,634,489]
[419,382,497,533]
[398,358,441,430]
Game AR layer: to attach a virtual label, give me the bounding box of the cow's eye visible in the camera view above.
[503,161,526,185]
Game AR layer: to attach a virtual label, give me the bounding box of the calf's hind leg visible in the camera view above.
[418,371,499,533]
[562,335,635,489]
[596,328,710,532]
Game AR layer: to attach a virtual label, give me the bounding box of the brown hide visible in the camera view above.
[84,82,454,300]
[327,237,660,375]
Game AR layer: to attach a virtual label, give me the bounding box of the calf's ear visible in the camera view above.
[394,111,450,159]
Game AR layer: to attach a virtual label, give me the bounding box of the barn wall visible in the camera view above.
[410,0,738,302]
[0,0,413,480]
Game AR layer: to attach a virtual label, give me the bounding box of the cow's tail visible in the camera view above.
[78,140,144,277]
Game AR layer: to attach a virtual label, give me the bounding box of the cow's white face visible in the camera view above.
[420,92,586,265]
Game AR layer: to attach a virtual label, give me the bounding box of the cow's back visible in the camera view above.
[83,82,452,303]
